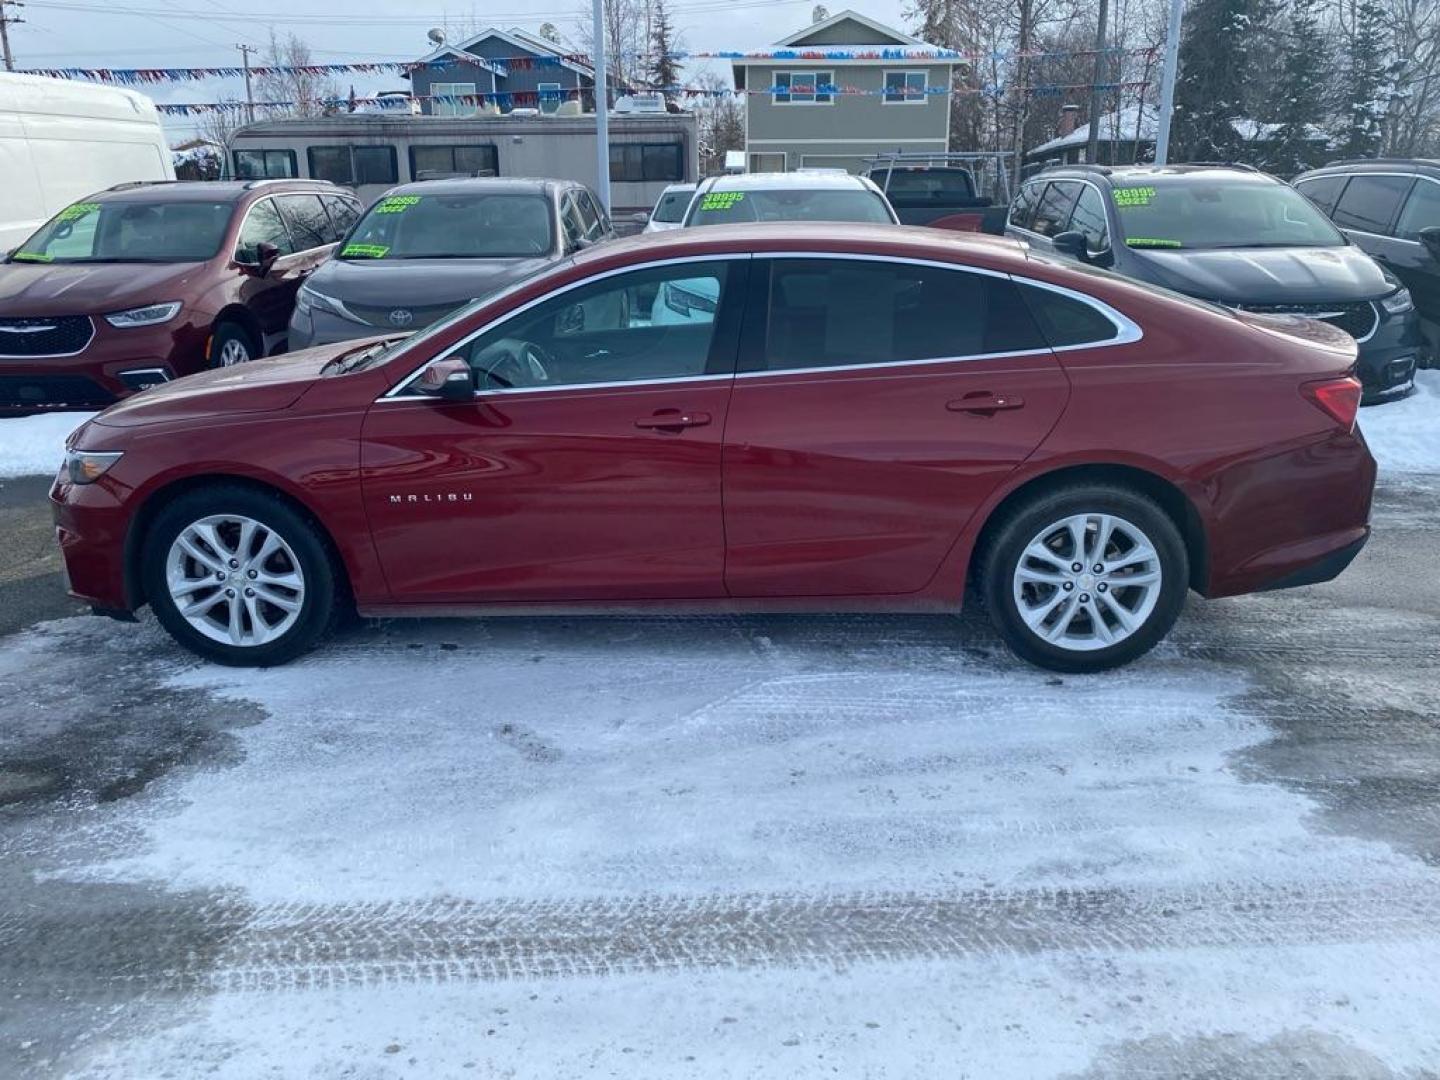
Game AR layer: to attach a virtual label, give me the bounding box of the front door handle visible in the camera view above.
[635,409,712,431]
[947,392,1025,415]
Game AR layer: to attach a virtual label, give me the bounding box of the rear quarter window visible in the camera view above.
[1018,282,1122,348]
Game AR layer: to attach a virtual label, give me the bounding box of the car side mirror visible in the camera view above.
[1052,230,1089,262]
[241,241,281,277]
[1420,226,1440,259]
[415,355,474,401]
[631,211,650,225]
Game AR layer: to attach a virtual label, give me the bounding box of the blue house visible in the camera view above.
[407,27,596,116]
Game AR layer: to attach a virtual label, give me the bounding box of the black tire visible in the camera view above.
[142,484,337,667]
[209,320,259,369]
[976,484,1190,674]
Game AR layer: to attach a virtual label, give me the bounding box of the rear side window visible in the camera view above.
[1009,182,1042,228]
[1331,174,1412,235]
[1395,178,1440,242]
[321,195,361,240]
[761,259,1047,372]
[275,194,331,250]
[1018,282,1121,348]
[1031,181,1082,237]
[1294,175,1347,216]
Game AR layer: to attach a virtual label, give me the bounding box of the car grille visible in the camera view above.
[346,301,464,331]
[0,316,95,357]
[0,374,115,409]
[1238,301,1378,342]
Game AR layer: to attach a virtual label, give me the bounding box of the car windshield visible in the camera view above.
[10,199,234,264]
[1110,177,1346,250]
[339,193,554,260]
[687,188,894,226]
[651,189,694,223]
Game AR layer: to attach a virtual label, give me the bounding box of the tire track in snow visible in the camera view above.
[5,879,1440,995]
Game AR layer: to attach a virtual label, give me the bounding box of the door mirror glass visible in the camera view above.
[1051,230,1089,261]
[415,355,474,401]
[1420,226,1440,258]
[631,211,650,225]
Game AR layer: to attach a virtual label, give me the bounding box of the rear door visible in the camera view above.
[721,255,1073,598]
[1390,176,1440,335]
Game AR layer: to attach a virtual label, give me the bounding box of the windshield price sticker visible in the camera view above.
[699,192,745,212]
[1124,237,1182,248]
[1111,186,1157,208]
[12,251,54,262]
[375,196,421,214]
[340,243,390,258]
[57,202,101,221]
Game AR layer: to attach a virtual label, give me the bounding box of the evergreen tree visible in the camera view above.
[1334,0,1392,158]
[1266,0,1328,175]
[1172,0,1271,161]
[647,0,682,98]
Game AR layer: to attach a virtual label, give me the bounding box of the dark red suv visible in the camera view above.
[0,179,361,412]
[51,225,1376,673]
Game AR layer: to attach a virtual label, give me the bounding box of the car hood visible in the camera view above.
[0,260,212,316]
[307,255,555,308]
[90,337,394,428]
[1126,244,1394,305]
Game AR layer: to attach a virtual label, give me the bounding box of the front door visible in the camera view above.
[722,256,1073,597]
[361,257,748,603]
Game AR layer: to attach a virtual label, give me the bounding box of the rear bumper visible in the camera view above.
[1251,529,1369,592]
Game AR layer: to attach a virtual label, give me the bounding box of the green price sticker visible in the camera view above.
[57,202,100,222]
[699,192,745,212]
[1125,237,1182,248]
[12,251,54,262]
[374,196,421,214]
[341,243,390,258]
[1111,186,1157,208]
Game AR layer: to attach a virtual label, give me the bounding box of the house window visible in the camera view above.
[538,81,563,114]
[410,144,500,180]
[232,148,296,179]
[609,142,684,182]
[884,70,927,104]
[431,81,478,118]
[772,70,833,105]
[306,145,399,187]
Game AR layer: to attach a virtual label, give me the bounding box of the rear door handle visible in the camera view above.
[635,409,711,430]
[947,392,1025,414]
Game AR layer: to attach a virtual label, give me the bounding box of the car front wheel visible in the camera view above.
[978,485,1189,673]
[143,486,337,666]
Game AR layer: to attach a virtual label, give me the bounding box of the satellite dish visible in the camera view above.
[427,27,446,47]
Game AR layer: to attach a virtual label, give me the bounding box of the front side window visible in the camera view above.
[275,194,332,250]
[411,144,499,180]
[443,261,735,391]
[651,188,694,223]
[1110,176,1347,249]
[884,70,927,104]
[1395,177,1440,242]
[340,192,554,260]
[1009,182,1042,229]
[1293,175,1348,217]
[235,199,296,262]
[761,258,1047,372]
[12,199,235,264]
[1068,185,1110,252]
[687,186,893,226]
[1031,181,1082,238]
[233,148,296,179]
[431,81,478,118]
[773,70,833,105]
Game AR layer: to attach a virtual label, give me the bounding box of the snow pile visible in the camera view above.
[1361,370,1440,475]
[0,412,95,478]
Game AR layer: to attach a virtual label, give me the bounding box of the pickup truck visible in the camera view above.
[865,163,1010,234]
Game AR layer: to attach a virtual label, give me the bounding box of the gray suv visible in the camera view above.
[289,177,614,348]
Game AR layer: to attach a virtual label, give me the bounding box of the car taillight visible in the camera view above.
[1301,376,1362,431]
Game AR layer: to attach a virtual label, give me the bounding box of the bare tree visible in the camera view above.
[691,70,744,174]
[574,0,651,90]
[255,31,340,118]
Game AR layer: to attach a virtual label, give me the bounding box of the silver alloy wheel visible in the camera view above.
[1011,512,1163,653]
[218,338,251,366]
[165,514,305,647]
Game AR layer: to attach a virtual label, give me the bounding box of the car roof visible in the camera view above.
[91,179,347,203]
[700,172,879,191]
[382,177,567,197]
[1296,158,1440,180]
[1030,164,1279,186]
[661,182,698,193]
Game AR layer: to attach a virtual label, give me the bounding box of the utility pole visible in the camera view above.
[236,42,257,123]
[1154,0,1184,165]
[1085,0,1110,164]
[0,0,24,73]
[591,0,610,215]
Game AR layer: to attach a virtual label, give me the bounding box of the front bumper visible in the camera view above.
[289,307,397,350]
[50,471,135,611]
[1356,305,1424,404]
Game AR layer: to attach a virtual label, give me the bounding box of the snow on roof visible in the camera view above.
[1028,105,1325,158]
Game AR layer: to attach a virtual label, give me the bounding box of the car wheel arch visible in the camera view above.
[123,472,353,613]
[211,305,265,360]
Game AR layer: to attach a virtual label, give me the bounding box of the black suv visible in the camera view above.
[1005,164,1424,403]
[1293,159,1440,368]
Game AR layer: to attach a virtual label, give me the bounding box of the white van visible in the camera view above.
[0,73,175,252]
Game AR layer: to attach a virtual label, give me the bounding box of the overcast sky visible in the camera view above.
[11,0,916,140]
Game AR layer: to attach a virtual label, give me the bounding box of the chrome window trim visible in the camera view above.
[235,194,336,263]
[375,250,1144,403]
[0,315,95,359]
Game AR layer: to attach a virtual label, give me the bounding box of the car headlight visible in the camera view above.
[297,284,354,320]
[64,450,123,485]
[1380,287,1414,315]
[105,301,182,328]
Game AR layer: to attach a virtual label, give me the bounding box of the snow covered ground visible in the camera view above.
[0,412,94,479]
[1359,369,1440,474]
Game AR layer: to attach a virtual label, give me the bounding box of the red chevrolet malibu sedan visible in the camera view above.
[51,224,1375,673]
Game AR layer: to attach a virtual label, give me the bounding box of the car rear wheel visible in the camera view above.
[143,486,337,666]
[210,321,258,368]
[978,485,1189,673]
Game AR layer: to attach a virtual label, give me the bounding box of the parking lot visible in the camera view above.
[1,378,1438,1078]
